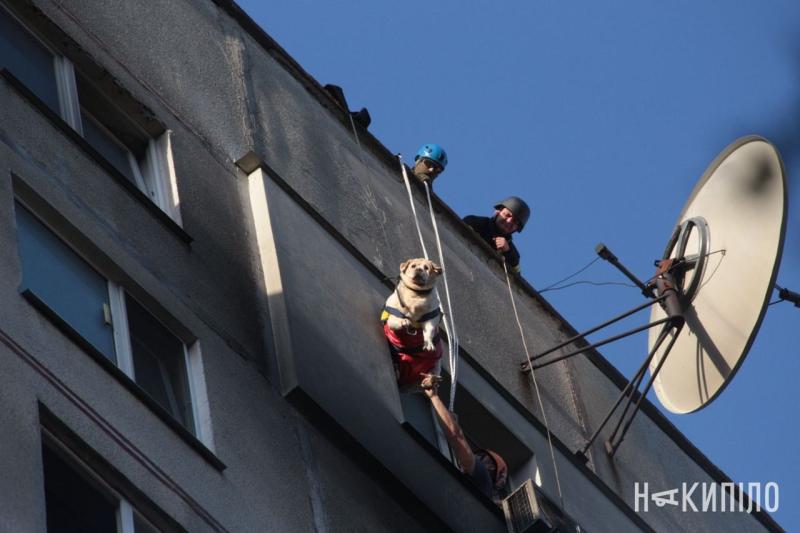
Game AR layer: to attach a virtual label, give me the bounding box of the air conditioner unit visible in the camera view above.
[502,479,553,533]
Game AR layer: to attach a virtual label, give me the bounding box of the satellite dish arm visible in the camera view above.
[776,285,800,308]
[596,243,656,298]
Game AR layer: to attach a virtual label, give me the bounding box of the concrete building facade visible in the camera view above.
[0,0,784,531]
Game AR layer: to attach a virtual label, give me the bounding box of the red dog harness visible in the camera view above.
[381,306,442,386]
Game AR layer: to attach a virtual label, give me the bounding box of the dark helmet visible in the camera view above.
[494,196,531,231]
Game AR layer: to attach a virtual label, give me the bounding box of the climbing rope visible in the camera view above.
[423,182,460,411]
[348,125,455,402]
[348,114,361,150]
[398,156,459,410]
[398,156,430,259]
[502,259,566,511]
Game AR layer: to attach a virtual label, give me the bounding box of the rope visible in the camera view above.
[424,182,460,411]
[397,156,459,410]
[398,156,430,259]
[348,114,362,150]
[502,260,566,511]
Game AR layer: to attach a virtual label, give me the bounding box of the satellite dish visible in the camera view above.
[649,136,787,413]
[521,135,787,458]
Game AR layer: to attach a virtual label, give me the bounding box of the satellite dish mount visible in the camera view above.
[522,243,693,458]
[520,136,786,461]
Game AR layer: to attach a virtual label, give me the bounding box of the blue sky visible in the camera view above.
[237,1,799,528]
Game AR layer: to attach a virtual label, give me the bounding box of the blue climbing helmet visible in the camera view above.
[415,144,448,171]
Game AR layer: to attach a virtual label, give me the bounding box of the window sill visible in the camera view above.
[22,289,224,471]
[1,69,192,246]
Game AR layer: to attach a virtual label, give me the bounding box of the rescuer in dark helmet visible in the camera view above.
[412,143,448,183]
[463,196,530,273]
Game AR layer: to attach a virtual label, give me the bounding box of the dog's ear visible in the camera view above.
[400,259,411,273]
[431,262,443,275]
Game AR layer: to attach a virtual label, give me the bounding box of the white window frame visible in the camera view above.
[509,456,542,491]
[116,500,136,533]
[185,341,215,452]
[2,7,182,223]
[107,282,208,444]
[54,55,81,133]
[109,281,135,377]
[17,200,208,447]
[116,499,160,533]
[143,130,182,224]
[79,105,149,187]
[42,433,160,533]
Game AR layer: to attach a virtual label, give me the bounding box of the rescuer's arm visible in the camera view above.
[423,377,476,474]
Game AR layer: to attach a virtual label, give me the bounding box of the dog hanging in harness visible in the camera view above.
[382,258,444,387]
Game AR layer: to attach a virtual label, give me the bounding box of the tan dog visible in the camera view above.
[382,258,444,387]
[383,258,442,351]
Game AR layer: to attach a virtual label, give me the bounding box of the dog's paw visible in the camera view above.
[423,340,435,352]
[386,317,404,331]
[401,318,413,328]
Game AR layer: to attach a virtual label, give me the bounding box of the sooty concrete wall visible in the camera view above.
[0,0,780,530]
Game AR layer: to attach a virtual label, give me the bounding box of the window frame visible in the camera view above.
[14,198,220,468]
[42,429,167,533]
[78,104,148,188]
[0,2,60,111]
[0,3,184,226]
[118,289,198,433]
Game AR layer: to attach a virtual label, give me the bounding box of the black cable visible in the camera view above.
[539,256,601,292]
[540,280,637,293]
[540,249,729,295]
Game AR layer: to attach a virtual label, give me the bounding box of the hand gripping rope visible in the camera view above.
[398,156,460,411]
[502,259,566,512]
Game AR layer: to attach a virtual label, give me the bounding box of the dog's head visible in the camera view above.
[399,258,442,290]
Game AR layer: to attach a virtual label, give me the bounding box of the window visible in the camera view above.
[400,392,451,457]
[79,104,146,186]
[16,201,116,361]
[125,296,195,431]
[0,6,181,223]
[441,382,540,492]
[0,4,59,112]
[402,369,540,495]
[16,202,199,435]
[42,441,160,533]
